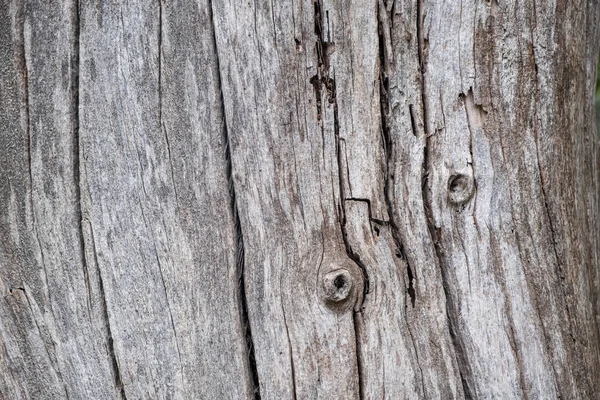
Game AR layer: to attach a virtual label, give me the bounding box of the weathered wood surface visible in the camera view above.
[1,0,599,399]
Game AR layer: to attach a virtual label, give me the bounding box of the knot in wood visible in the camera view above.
[447,173,474,205]
[322,268,353,303]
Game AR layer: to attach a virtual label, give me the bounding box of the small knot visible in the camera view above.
[447,173,474,205]
[322,269,353,303]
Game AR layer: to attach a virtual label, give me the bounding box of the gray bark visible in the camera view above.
[1,0,599,399]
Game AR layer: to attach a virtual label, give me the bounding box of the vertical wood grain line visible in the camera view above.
[208,2,261,397]
[417,0,473,398]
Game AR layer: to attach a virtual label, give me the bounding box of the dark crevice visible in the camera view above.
[463,92,475,168]
[226,99,261,400]
[409,104,418,137]
[86,223,127,399]
[19,3,32,197]
[208,2,260,398]
[309,74,322,121]
[534,132,575,336]
[282,307,297,400]
[98,273,127,399]
[157,2,180,209]
[351,312,365,400]
[377,2,425,396]
[406,263,416,308]
[20,0,50,301]
[415,0,427,136]
[313,1,332,71]
[327,48,366,399]
[489,228,530,397]
[425,228,475,400]
[377,3,418,310]
[335,96,367,400]
[71,2,119,399]
[416,0,474,398]
[72,0,93,320]
[99,278,127,398]
[311,0,335,122]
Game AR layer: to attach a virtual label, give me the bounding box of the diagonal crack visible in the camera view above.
[333,79,367,400]
[86,222,128,399]
[281,302,297,400]
[208,2,261,398]
[157,0,179,213]
[72,0,94,322]
[75,2,126,397]
[377,1,425,395]
[416,0,474,398]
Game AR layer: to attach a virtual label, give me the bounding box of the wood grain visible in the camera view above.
[79,0,253,398]
[0,0,599,399]
[0,1,119,398]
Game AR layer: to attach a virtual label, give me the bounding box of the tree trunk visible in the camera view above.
[1,0,599,399]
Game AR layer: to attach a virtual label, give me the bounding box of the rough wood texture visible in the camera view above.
[1,0,599,399]
[78,0,253,398]
[0,1,118,398]
[420,1,600,397]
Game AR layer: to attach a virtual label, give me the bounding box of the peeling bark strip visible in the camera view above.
[1,1,599,399]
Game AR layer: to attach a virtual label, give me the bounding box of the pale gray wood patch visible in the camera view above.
[421,0,600,398]
[1,0,599,399]
[78,0,253,398]
[0,1,119,398]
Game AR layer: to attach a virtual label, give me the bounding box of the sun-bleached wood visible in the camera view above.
[1,0,599,399]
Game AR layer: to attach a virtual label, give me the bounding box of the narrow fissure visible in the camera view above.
[409,104,418,138]
[208,3,260,397]
[336,201,370,400]
[19,2,32,195]
[416,1,474,398]
[310,0,336,122]
[523,4,576,394]
[282,307,298,400]
[312,3,367,397]
[20,0,51,303]
[377,1,416,309]
[334,86,367,400]
[98,267,127,399]
[71,0,93,318]
[157,3,180,212]
[224,90,261,400]
[89,223,128,399]
[406,264,416,307]
[73,2,126,398]
[377,3,425,396]
[153,0,184,371]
